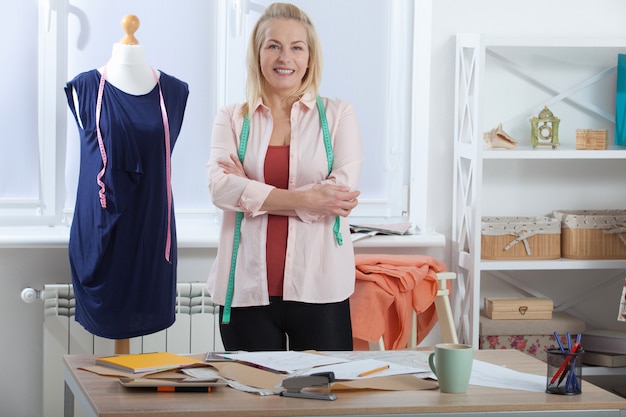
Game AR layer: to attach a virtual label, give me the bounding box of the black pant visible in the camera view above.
[218,297,353,351]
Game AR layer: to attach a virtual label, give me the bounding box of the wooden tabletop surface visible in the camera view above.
[64,349,626,417]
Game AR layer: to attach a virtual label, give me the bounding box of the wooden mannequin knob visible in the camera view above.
[119,15,140,45]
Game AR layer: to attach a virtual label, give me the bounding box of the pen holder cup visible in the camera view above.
[546,348,584,395]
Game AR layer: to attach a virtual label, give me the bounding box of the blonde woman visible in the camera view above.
[206,3,363,351]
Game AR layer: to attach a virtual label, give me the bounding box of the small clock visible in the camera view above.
[530,106,560,148]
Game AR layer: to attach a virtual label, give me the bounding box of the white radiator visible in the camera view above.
[40,282,223,417]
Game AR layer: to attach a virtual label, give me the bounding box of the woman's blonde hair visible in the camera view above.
[242,2,323,116]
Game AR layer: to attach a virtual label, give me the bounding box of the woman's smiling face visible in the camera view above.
[259,18,309,96]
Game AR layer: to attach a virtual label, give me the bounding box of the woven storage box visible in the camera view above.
[479,312,586,362]
[553,210,626,259]
[484,297,553,320]
[575,129,608,150]
[481,216,561,260]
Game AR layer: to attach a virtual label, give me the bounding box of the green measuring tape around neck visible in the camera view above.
[221,97,342,324]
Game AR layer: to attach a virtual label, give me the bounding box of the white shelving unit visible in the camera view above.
[452,34,626,347]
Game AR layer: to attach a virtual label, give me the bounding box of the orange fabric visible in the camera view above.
[350,254,447,350]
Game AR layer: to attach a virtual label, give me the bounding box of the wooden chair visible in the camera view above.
[376,271,458,350]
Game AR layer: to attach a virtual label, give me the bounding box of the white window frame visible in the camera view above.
[0,1,66,226]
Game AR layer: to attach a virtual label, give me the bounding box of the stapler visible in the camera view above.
[280,371,337,401]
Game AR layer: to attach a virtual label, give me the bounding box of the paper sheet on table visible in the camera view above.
[219,351,349,373]
[181,367,221,381]
[325,350,431,371]
[302,358,424,380]
[469,359,546,392]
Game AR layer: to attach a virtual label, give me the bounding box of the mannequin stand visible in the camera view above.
[114,339,130,354]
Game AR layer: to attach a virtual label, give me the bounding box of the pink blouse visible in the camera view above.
[206,94,363,306]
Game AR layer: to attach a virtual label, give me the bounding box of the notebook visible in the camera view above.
[96,352,202,374]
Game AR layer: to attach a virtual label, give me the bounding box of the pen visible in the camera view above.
[553,331,565,353]
[565,357,578,392]
[358,364,390,377]
[566,332,572,351]
[570,334,582,392]
[157,386,212,393]
[550,341,580,384]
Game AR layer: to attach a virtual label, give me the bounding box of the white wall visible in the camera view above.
[3,1,626,416]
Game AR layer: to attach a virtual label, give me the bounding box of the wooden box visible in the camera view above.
[553,210,626,259]
[484,297,553,320]
[575,129,608,150]
[481,216,561,260]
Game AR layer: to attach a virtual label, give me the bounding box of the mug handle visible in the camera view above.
[428,352,437,377]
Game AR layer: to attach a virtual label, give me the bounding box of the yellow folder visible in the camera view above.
[96,352,202,374]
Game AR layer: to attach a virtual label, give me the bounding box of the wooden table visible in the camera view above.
[63,349,626,417]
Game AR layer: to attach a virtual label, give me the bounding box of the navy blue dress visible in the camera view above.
[65,69,188,339]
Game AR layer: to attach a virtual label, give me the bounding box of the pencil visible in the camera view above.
[157,386,212,392]
[358,364,390,377]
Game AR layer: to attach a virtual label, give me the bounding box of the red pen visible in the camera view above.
[550,342,580,385]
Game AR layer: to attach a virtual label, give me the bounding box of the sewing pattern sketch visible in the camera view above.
[65,69,188,339]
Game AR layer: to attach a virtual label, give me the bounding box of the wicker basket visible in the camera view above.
[481,216,561,260]
[553,210,626,259]
[575,129,608,150]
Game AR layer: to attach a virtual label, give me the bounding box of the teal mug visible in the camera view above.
[428,343,473,393]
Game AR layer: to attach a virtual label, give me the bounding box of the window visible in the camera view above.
[3,0,431,229]
[0,0,46,223]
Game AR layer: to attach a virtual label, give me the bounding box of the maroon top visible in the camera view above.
[264,145,289,296]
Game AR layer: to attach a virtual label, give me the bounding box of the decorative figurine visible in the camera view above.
[530,106,560,148]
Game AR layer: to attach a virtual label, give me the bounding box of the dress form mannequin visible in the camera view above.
[65,14,188,358]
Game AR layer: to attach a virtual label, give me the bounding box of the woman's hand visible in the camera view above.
[307,184,360,217]
[218,153,247,178]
